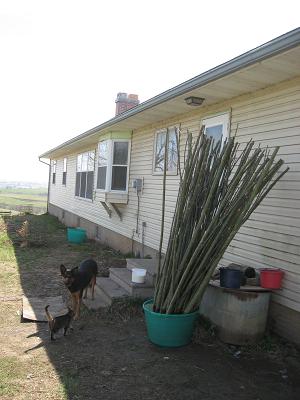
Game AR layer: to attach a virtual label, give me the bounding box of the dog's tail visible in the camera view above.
[45,305,53,322]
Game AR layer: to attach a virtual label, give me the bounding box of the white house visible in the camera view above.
[40,28,300,344]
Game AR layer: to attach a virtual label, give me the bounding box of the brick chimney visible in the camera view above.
[115,92,139,116]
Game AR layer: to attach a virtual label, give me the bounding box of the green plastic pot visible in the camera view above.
[143,299,199,347]
[67,227,87,244]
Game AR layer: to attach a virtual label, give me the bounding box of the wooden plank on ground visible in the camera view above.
[22,295,68,322]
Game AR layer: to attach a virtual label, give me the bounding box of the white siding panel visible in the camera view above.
[49,79,300,312]
[234,231,300,256]
[222,82,300,312]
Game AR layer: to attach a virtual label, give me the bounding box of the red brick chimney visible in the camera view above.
[115,92,139,116]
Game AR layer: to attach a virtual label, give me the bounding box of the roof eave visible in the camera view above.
[39,27,300,159]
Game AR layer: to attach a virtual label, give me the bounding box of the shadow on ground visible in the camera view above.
[1,213,300,400]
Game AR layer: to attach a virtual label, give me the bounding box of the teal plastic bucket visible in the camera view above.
[67,227,87,244]
[143,299,199,347]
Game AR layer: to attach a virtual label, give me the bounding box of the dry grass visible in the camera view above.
[0,213,126,399]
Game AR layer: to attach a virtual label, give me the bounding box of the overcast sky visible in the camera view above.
[0,0,299,184]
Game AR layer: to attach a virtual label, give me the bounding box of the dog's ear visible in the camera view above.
[60,264,67,276]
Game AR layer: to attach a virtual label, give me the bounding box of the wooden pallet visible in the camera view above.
[22,295,68,322]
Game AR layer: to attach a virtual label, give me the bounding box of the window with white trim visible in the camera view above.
[202,113,229,145]
[97,140,130,192]
[97,141,109,190]
[153,127,178,174]
[75,151,95,199]
[51,160,57,184]
[62,157,67,185]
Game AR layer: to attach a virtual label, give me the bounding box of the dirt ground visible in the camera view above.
[0,214,300,400]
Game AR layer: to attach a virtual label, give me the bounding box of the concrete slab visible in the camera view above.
[82,294,109,310]
[22,295,67,322]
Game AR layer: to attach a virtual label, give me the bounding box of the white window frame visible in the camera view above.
[96,139,131,193]
[97,140,110,191]
[51,160,57,184]
[75,150,95,200]
[62,157,67,185]
[152,126,178,175]
[201,113,230,145]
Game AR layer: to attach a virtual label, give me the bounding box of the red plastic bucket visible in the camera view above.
[260,269,284,289]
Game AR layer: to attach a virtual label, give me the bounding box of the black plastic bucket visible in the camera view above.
[220,268,242,289]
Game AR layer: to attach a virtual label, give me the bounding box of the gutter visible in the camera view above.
[38,158,51,213]
[39,27,300,159]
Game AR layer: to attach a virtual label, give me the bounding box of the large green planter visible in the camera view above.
[143,299,199,347]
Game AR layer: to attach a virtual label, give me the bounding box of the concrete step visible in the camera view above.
[126,258,158,280]
[94,277,129,305]
[82,291,109,310]
[109,268,154,299]
[82,279,113,310]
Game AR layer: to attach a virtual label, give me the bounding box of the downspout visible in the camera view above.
[38,157,51,214]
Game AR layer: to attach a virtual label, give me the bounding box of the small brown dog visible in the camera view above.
[60,258,98,319]
[45,305,74,341]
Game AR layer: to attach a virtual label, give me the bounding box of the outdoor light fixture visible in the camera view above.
[184,96,205,106]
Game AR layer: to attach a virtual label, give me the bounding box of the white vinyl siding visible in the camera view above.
[221,84,300,313]
[49,78,300,313]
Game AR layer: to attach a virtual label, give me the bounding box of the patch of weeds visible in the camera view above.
[67,241,97,253]
[80,305,94,318]
[31,213,65,233]
[124,252,153,259]
[0,230,16,263]
[14,246,50,269]
[101,246,123,259]
[0,356,24,396]
[103,297,144,322]
[243,332,282,354]
[124,252,139,258]
[58,369,79,399]
[192,315,217,345]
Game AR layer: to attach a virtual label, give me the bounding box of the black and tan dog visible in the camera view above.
[60,258,98,319]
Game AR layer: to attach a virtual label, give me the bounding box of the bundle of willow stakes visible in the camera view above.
[153,128,288,315]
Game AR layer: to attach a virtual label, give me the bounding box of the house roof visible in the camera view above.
[40,27,300,159]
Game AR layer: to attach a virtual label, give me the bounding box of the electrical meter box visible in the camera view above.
[132,178,143,192]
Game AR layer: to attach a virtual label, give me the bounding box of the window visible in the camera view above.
[51,160,57,184]
[202,113,229,145]
[97,141,109,190]
[75,151,95,199]
[62,158,67,185]
[97,140,130,192]
[153,127,178,173]
[112,141,129,190]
